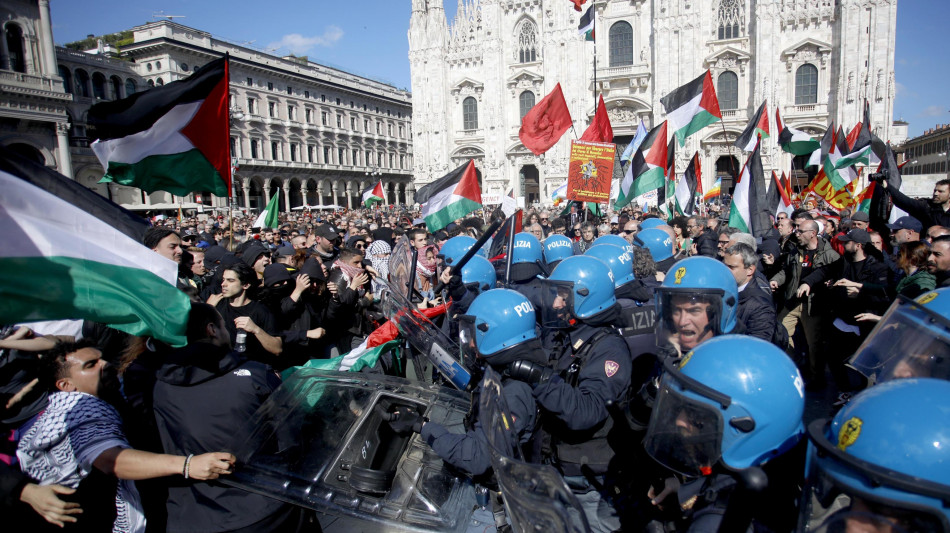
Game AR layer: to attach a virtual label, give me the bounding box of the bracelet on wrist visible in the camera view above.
[183,454,194,479]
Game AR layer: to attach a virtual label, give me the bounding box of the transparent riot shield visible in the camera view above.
[479,367,590,533]
[388,234,414,299]
[221,369,477,532]
[378,279,477,391]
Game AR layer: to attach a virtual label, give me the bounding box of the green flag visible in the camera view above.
[252,192,281,229]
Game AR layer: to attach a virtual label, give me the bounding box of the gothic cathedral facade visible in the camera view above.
[408,0,899,203]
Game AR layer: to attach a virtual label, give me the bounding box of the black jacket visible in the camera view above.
[152,342,289,533]
[693,229,718,258]
[737,271,778,343]
[802,254,892,330]
[886,183,950,231]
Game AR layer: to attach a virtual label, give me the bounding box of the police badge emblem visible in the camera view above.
[604,360,619,377]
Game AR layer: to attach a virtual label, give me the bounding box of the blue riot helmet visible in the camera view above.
[655,256,738,353]
[634,228,674,262]
[800,378,950,532]
[509,232,545,282]
[438,235,487,266]
[847,289,950,387]
[639,217,666,231]
[459,255,497,294]
[644,335,805,478]
[540,255,616,328]
[457,289,539,367]
[592,234,634,254]
[543,234,574,270]
[585,244,635,288]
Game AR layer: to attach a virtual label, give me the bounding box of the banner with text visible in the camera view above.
[804,168,860,210]
[567,140,616,203]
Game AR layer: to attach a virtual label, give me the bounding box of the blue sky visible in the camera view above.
[50,1,947,138]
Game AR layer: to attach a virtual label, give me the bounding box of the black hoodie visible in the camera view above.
[152,342,288,532]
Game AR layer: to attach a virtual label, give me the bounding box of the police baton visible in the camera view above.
[431,218,503,295]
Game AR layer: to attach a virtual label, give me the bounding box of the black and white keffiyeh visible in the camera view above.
[17,391,146,533]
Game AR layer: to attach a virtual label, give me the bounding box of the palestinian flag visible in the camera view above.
[735,100,770,152]
[0,146,190,346]
[728,138,771,237]
[807,123,835,167]
[362,180,385,207]
[823,128,857,191]
[837,121,874,170]
[703,177,721,201]
[675,152,701,215]
[660,71,721,146]
[283,303,448,379]
[578,5,594,41]
[416,160,482,232]
[856,181,875,214]
[252,191,280,229]
[766,170,794,219]
[777,172,794,216]
[615,121,668,208]
[89,56,231,197]
[776,108,819,156]
[863,99,886,166]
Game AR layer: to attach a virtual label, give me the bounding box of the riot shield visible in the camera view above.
[378,279,476,391]
[479,368,590,533]
[388,234,414,299]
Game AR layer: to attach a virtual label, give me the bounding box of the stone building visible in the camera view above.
[408,0,900,202]
[2,2,415,213]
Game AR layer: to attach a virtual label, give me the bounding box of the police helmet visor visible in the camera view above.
[801,419,950,533]
[457,316,480,361]
[847,295,950,386]
[655,288,725,352]
[643,373,723,477]
[539,280,576,329]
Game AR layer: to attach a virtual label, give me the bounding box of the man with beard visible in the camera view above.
[687,215,717,257]
[798,228,890,391]
[17,341,234,533]
[928,235,950,287]
[884,178,950,231]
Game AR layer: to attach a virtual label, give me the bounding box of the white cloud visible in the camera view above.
[268,26,343,55]
[919,105,946,118]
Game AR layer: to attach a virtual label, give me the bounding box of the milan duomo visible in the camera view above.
[409,0,900,202]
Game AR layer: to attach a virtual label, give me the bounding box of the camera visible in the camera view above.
[868,172,886,183]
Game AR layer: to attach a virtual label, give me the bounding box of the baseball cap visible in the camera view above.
[273,245,296,258]
[315,224,341,240]
[838,228,871,244]
[886,216,923,233]
[263,263,293,287]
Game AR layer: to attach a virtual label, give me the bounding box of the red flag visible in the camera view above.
[580,95,613,143]
[845,122,863,151]
[570,0,588,11]
[519,83,573,156]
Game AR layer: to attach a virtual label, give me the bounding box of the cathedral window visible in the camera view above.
[717,71,738,110]
[795,64,818,105]
[609,22,634,68]
[517,21,538,63]
[519,91,535,120]
[463,97,478,130]
[717,0,744,40]
[4,23,26,73]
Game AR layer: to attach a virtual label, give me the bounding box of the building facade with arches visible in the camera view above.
[409,0,901,202]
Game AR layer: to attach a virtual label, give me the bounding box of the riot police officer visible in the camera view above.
[543,234,575,271]
[643,335,806,532]
[507,255,632,533]
[799,378,950,532]
[387,289,539,477]
[506,232,548,312]
[636,228,678,274]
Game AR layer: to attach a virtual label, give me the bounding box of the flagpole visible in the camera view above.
[225,52,234,248]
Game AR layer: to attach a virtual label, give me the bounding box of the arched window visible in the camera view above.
[795,64,818,105]
[517,20,537,63]
[58,65,73,94]
[147,79,155,88]
[156,78,164,86]
[92,72,107,99]
[717,71,738,110]
[74,69,90,98]
[4,23,26,73]
[110,75,122,99]
[609,22,633,67]
[717,0,743,40]
[125,78,136,96]
[519,91,535,120]
[462,97,478,130]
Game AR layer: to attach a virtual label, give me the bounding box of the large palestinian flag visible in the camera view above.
[416,160,482,232]
[615,121,668,208]
[0,146,190,346]
[728,138,771,238]
[88,56,231,197]
[660,71,721,146]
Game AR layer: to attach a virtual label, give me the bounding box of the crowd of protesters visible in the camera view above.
[2,177,950,532]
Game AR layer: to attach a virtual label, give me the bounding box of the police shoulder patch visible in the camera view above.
[837,416,863,451]
[604,360,619,377]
